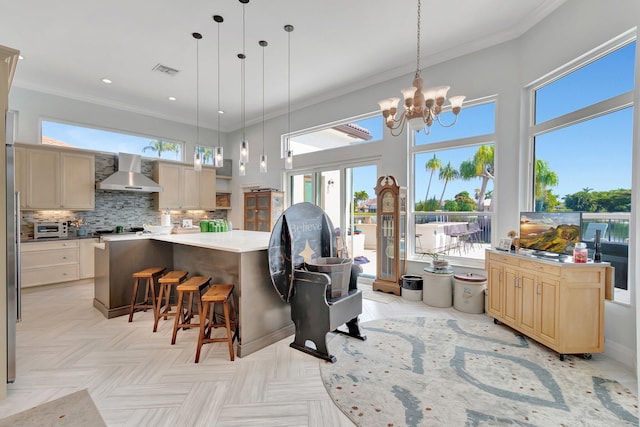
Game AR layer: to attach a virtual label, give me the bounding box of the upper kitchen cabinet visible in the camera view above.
[153,161,216,210]
[19,145,95,210]
[198,167,217,210]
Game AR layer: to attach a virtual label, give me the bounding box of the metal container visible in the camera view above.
[305,257,352,299]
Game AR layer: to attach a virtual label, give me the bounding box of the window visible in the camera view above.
[530,37,634,303]
[287,114,382,156]
[415,103,495,146]
[412,100,496,264]
[41,120,183,161]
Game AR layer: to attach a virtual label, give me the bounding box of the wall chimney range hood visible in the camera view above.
[96,153,163,192]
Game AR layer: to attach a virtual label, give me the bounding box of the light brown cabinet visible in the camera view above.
[153,161,216,210]
[243,191,283,232]
[17,145,95,210]
[198,168,217,210]
[486,250,612,359]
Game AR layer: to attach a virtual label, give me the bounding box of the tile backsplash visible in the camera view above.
[20,152,226,239]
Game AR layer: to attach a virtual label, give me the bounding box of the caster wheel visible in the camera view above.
[559,354,566,361]
[583,353,592,360]
[493,318,499,325]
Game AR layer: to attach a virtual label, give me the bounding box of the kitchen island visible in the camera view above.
[94,231,294,358]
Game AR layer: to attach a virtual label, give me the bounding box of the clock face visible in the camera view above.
[382,192,394,213]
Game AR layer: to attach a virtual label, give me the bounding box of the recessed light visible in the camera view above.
[18,55,24,60]
[217,110,224,114]
[168,96,177,101]
[101,78,112,84]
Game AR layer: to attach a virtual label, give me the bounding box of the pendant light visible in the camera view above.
[259,40,268,173]
[213,14,224,168]
[238,0,249,171]
[193,32,203,171]
[284,24,294,170]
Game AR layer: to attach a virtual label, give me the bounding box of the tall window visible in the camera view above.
[529,37,635,302]
[412,101,496,264]
[41,120,183,161]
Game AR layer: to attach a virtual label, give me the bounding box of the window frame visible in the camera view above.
[40,117,185,162]
[409,97,498,268]
[282,111,383,159]
[525,31,635,304]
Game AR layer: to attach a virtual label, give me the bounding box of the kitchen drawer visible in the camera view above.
[519,259,561,277]
[22,264,80,287]
[21,247,79,268]
[21,239,79,252]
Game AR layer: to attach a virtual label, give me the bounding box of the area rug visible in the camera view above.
[0,389,106,427]
[320,317,638,426]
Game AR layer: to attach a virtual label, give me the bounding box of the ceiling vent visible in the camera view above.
[152,63,180,76]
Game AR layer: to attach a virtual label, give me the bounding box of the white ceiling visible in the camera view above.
[1,0,565,133]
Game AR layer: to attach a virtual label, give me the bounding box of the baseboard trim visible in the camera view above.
[605,338,637,370]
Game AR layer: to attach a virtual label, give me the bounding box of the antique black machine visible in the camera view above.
[268,202,366,362]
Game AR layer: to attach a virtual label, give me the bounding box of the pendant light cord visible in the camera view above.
[196,37,200,146]
[416,0,421,75]
[241,3,246,142]
[287,27,291,152]
[217,18,221,147]
[262,42,265,156]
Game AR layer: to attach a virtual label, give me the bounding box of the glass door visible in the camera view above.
[288,163,377,278]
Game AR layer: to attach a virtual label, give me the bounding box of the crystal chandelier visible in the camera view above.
[378,0,465,136]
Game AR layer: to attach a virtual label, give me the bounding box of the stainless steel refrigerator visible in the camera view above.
[5,109,20,383]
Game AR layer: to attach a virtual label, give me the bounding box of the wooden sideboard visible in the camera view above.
[485,249,613,360]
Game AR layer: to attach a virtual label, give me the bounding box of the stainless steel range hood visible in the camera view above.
[96,153,163,192]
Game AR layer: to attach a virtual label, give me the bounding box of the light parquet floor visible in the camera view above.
[1,281,636,426]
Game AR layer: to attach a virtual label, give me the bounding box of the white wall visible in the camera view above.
[7,0,640,370]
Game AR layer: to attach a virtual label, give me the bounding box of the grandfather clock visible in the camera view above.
[372,175,406,295]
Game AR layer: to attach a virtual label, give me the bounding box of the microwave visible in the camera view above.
[34,222,68,239]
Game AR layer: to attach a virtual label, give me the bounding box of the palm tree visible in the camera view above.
[353,190,369,212]
[438,162,460,207]
[535,159,559,211]
[459,145,494,211]
[142,139,180,158]
[424,154,442,208]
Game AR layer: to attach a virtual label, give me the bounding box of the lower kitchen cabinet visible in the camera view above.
[21,240,80,287]
[486,249,612,358]
[21,238,99,287]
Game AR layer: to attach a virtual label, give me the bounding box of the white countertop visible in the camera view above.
[101,230,272,253]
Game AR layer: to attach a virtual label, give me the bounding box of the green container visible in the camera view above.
[200,221,209,232]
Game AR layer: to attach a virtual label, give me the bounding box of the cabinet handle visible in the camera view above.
[62,256,67,259]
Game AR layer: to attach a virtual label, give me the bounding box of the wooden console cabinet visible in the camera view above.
[486,250,613,359]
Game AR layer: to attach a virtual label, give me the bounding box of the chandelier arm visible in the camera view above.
[389,116,408,137]
[434,114,460,128]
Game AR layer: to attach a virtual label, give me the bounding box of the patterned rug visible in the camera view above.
[320,317,638,426]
